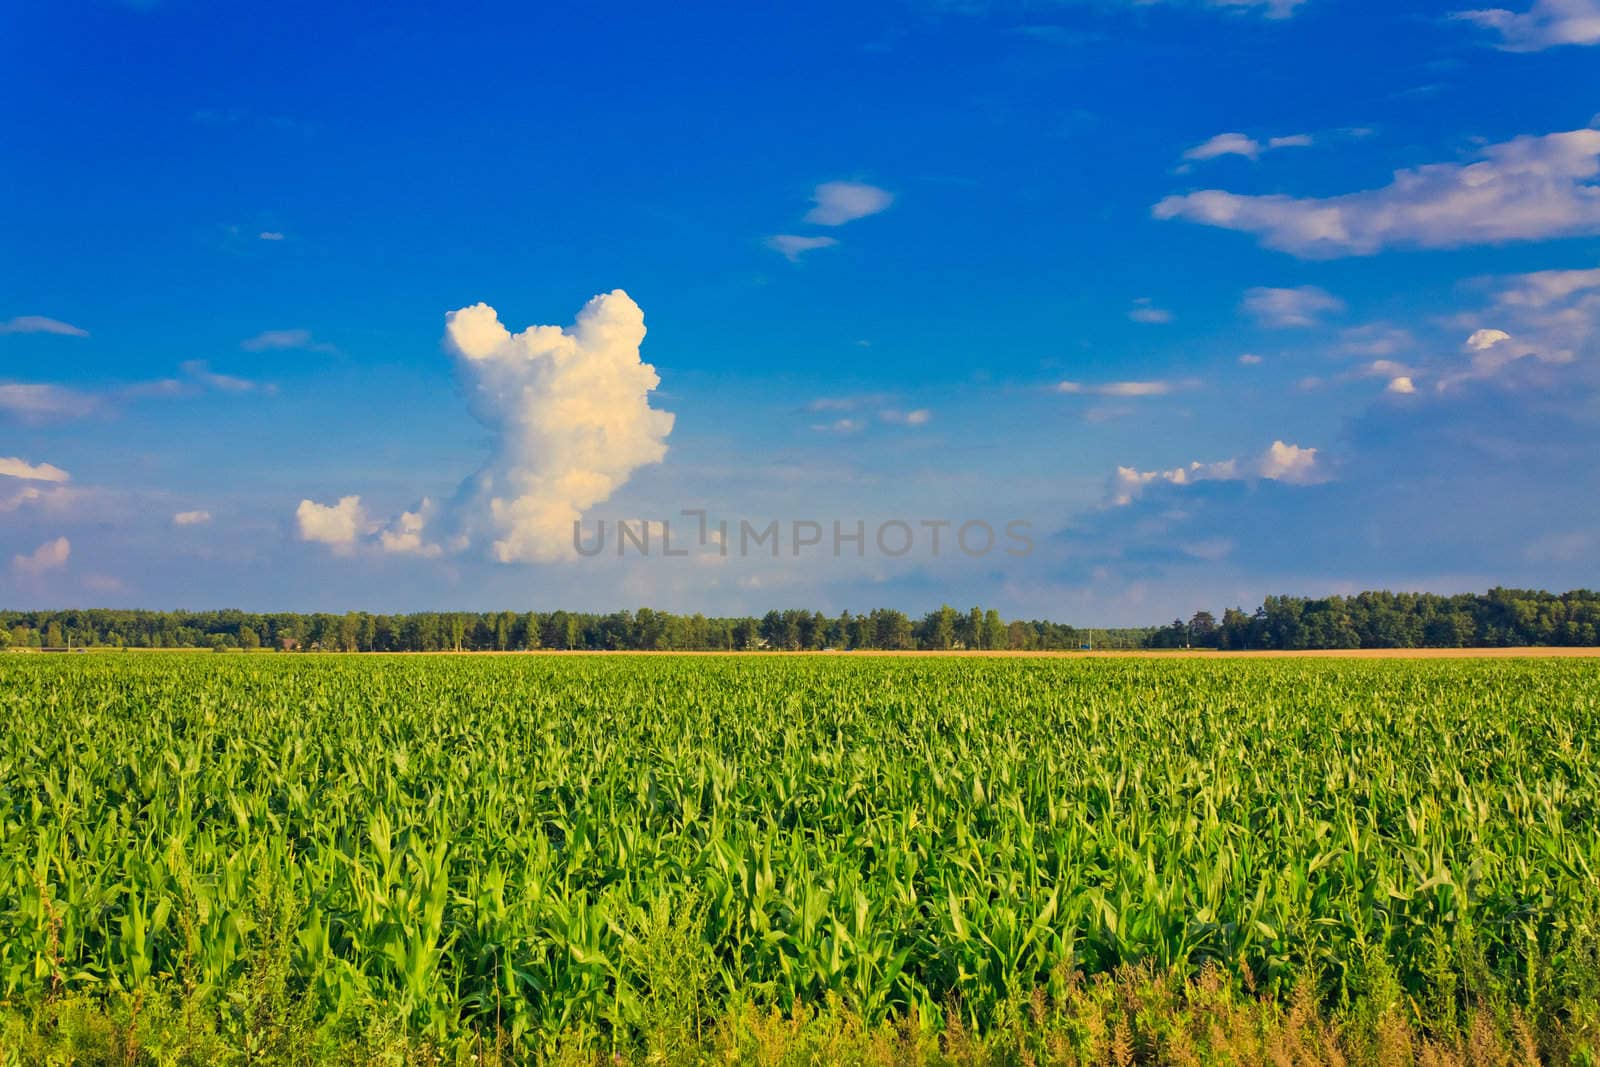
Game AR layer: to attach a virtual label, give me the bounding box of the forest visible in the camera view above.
[3,587,1597,652]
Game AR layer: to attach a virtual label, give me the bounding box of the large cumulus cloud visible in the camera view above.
[296,290,674,563]
[443,290,674,562]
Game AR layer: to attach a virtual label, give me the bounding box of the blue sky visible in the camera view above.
[3,0,1598,624]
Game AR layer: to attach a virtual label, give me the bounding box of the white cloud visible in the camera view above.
[179,360,267,393]
[807,393,893,412]
[1492,267,1600,307]
[442,290,674,563]
[0,383,98,421]
[0,487,46,514]
[241,328,336,353]
[767,234,839,261]
[259,231,285,240]
[1339,324,1415,357]
[1128,297,1173,323]
[1182,537,1235,561]
[378,500,441,557]
[1184,132,1260,161]
[1441,327,1540,388]
[811,417,863,433]
[173,510,212,526]
[296,495,367,550]
[1210,0,1305,16]
[12,536,70,576]
[1182,131,1313,162]
[2,364,271,423]
[1360,358,1416,381]
[1111,440,1322,504]
[1058,379,1184,396]
[879,408,932,425]
[1242,285,1345,327]
[1454,0,1600,50]
[1257,440,1321,481]
[1387,376,1417,394]
[804,181,894,226]
[1427,268,1600,389]
[972,0,1304,21]
[0,483,88,515]
[1524,530,1595,562]
[1466,327,1512,351]
[0,457,70,483]
[1155,127,1600,257]
[1238,353,1264,365]
[0,316,89,337]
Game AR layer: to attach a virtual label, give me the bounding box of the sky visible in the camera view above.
[3,0,1598,625]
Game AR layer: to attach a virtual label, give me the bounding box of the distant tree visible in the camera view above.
[920,605,958,650]
[238,625,261,651]
[982,609,1007,650]
[495,612,512,651]
[1188,611,1218,648]
[874,609,915,650]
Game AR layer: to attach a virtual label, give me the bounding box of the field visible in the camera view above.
[2,655,1599,1064]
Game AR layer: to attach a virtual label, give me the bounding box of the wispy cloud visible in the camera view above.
[805,396,929,429]
[1111,440,1323,505]
[941,0,1305,20]
[1317,267,1600,396]
[1128,297,1174,323]
[768,180,892,261]
[0,315,89,337]
[258,231,285,241]
[2,362,272,423]
[1209,0,1305,17]
[1182,131,1313,162]
[12,536,70,576]
[1493,266,1600,307]
[0,457,71,483]
[1339,324,1415,357]
[810,417,864,434]
[1242,285,1345,327]
[767,234,839,262]
[173,509,212,526]
[806,393,895,413]
[804,181,894,226]
[1453,0,1600,50]
[1155,127,1600,257]
[1058,378,1192,397]
[240,328,337,353]
[0,384,99,422]
[1440,268,1600,388]
[180,360,269,394]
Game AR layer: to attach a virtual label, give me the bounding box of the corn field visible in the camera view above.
[2,654,1598,1062]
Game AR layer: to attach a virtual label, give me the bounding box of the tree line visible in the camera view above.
[1144,588,1600,650]
[0,605,1140,653]
[1,587,1595,653]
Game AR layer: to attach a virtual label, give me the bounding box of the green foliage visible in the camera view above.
[1,655,1598,1061]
